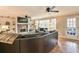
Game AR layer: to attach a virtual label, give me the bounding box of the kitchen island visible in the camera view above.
[0,31,58,53]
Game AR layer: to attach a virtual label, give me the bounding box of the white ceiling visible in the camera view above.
[0,6,79,19]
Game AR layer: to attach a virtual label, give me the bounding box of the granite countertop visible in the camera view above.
[17,31,57,40]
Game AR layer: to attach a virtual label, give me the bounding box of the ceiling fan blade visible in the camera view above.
[46,6,59,13]
[51,10,59,12]
[51,6,55,9]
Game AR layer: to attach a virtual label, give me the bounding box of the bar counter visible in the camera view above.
[0,31,58,53]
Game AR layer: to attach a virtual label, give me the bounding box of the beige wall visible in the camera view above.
[56,16,66,37]
[56,14,79,39]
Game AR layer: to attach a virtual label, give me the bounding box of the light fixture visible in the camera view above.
[46,6,59,13]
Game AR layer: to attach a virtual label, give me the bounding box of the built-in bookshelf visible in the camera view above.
[0,16,17,33]
[16,16,35,34]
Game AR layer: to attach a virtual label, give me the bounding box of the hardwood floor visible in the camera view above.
[51,37,79,53]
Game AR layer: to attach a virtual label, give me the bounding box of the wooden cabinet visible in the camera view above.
[0,40,19,53]
[0,31,58,53]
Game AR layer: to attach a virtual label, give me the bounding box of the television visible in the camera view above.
[17,17,28,23]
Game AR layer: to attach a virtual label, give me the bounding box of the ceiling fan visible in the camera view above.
[46,6,59,13]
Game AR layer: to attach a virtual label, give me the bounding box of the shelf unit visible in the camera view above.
[16,17,35,34]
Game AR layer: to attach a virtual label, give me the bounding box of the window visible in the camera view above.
[67,17,76,36]
[38,20,49,31]
[39,20,49,28]
[35,18,56,31]
[67,17,76,28]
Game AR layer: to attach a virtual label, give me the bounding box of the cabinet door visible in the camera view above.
[20,38,29,53]
[43,33,58,52]
[20,38,40,53]
[0,39,20,53]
